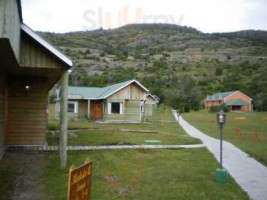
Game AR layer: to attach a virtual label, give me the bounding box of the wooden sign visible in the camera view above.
[68,158,92,200]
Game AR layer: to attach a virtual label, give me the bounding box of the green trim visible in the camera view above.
[206,91,236,101]
[225,99,251,106]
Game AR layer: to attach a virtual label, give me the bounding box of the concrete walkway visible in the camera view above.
[6,144,205,152]
[173,110,267,200]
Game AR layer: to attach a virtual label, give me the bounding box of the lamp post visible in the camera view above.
[215,110,228,183]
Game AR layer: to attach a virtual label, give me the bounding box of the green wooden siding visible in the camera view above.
[67,113,79,120]
[103,100,141,122]
[103,114,125,121]
[55,102,79,120]
[78,100,88,119]
[0,0,21,60]
[125,100,141,122]
[144,104,153,117]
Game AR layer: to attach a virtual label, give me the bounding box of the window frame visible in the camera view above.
[68,101,78,113]
[108,102,123,115]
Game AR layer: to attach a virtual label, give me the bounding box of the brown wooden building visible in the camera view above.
[0,0,72,161]
[205,91,253,111]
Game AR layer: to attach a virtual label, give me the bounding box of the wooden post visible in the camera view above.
[87,100,90,119]
[60,70,68,169]
[143,101,146,122]
[46,95,50,129]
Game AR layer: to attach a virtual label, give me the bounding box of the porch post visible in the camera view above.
[59,70,68,169]
[87,100,90,118]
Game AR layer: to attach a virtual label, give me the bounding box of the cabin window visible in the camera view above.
[68,101,78,113]
[108,102,123,114]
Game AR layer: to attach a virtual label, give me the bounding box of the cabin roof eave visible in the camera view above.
[21,23,73,68]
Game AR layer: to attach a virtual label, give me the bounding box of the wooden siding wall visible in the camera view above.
[146,96,156,104]
[146,96,157,114]
[103,99,125,121]
[130,83,146,100]
[125,100,141,122]
[103,100,141,122]
[109,86,130,100]
[55,101,79,120]
[108,83,146,101]
[144,104,153,117]
[0,74,6,159]
[103,83,145,122]
[90,101,95,119]
[0,0,21,60]
[6,79,48,145]
[78,100,88,119]
[20,32,66,69]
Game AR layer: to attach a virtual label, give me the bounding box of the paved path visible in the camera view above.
[6,144,205,152]
[173,110,267,200]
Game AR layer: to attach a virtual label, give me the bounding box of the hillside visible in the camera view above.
[39,24,267,111]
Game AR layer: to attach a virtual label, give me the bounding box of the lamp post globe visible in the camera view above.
[216,110,226,125]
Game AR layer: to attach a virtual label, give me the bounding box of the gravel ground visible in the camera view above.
[0,152,48,200]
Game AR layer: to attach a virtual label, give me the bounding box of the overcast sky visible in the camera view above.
[21,0,267,33]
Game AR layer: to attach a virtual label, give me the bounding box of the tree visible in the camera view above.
[215,67,223,76]
[163,76,202,112]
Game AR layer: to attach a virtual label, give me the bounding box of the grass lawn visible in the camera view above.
[47,104,200,146]
[0,106,250,199]
[43,105,248,199]
[183,110,267,165]
[44,149,249,200]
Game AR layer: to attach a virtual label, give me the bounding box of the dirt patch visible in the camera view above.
[104,174,121,186]
[0,152,48,200]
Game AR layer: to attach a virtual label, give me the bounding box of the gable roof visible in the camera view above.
[206,91,252,101]
[68,80,149,100]
[21,24,73,67]
[225,99,251,106]
[146,93,159,102]
[68,86,106,99]
[206,91,236,101]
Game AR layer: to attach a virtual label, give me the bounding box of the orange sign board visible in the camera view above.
[68,158,92,200]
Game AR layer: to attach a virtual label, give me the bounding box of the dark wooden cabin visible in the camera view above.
[0,0,72,160]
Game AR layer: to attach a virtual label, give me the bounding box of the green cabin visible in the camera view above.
[55,80,159,123]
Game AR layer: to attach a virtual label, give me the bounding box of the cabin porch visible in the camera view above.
[0,26,71,161]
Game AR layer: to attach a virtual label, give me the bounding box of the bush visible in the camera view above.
[209,104,229,113]
[50,94,56,103]
[215,67,223,76]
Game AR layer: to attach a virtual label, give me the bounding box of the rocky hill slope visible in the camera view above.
[40,24,267,111]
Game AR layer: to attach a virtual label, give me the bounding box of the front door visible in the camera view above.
[94,102,102,120]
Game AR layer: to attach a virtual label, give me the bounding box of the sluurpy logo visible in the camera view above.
[82,6,185,30]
